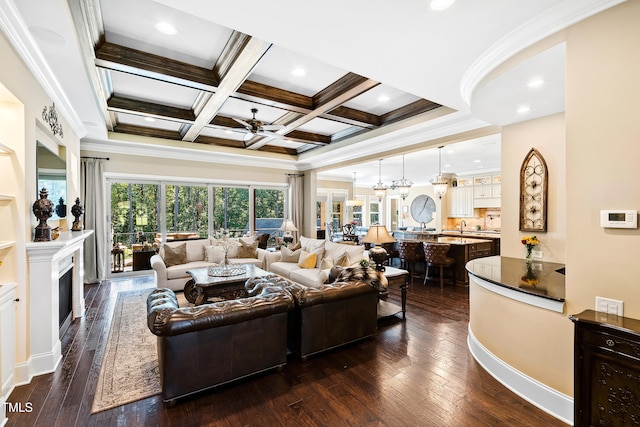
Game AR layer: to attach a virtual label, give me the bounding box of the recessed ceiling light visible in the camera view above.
[224,130,233,134]
[447,150,455,155]
[473,159,481,163]
[155,22,177,35]
[517,105,531,114]
[430,0,455,11]
[377,95,390,102]
[527,78,544,88]
[291,68,306,77]
[144,117,156,122]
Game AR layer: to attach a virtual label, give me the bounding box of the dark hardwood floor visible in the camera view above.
[7,270,567,426]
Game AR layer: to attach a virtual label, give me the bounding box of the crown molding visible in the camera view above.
[0,0,86,138]
[460,0,626,106]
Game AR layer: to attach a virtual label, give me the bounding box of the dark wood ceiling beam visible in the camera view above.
[95,42,219,91]
[282,73,379,131]
[107,96,195,122]
[194,135,297,155]
[381,99,442,124]
[236,80,312,112]
[285,130,331,144]
[181,35,271,141]
[323,105,381,128]
[113,123,182,140]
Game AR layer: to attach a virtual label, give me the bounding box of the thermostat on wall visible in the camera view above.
[600,210,638,229]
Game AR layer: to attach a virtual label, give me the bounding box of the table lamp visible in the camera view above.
[361,224,396,271]
[280,219,298,245]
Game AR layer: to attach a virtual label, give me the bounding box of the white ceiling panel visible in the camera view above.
[110,70,200,108]
[251,45,348,96]
[344,84,421,115]
[117,112,182,131]
[296,117,353,135]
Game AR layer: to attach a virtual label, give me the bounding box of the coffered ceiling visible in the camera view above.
[3,0,625,178]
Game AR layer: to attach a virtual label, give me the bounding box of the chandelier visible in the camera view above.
[346,172,364,207]
[430,146,448,199]
[390,154,413,200]
[372,159,388,201]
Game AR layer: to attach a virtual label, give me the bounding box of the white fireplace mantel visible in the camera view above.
[25,230,93,379]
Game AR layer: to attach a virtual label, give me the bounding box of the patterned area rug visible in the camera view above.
[91,288,160,413]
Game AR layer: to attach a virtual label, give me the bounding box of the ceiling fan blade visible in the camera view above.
[260,124,285,131]
[257,130,283,139]
[232,117,251,128]
[243,132,255,142]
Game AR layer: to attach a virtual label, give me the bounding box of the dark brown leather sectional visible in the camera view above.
[147,276,378,404]
[147,285,294,405]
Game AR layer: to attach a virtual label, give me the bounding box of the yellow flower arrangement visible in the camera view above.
[521,235,539,259]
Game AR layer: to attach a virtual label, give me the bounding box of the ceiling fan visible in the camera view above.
[233,108,285,142]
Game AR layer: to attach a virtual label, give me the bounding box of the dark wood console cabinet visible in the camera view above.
[570,310,640,426]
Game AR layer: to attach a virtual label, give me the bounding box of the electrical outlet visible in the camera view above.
[595,296,624,316]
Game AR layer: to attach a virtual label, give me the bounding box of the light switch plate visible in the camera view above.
[596,296,624,316]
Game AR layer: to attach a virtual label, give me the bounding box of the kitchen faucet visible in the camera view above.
[460,220,466,235]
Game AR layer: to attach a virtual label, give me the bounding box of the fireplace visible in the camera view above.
[58,257,73,338]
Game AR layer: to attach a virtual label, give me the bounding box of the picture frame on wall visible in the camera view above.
[519,148,548,232]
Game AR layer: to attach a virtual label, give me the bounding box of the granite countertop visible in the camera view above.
[437,236,492,245]
[466,256,565,302]
[441,230,501,238]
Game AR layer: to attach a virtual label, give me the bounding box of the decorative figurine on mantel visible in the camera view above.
[33,188,54,242]
[71,197,84,231]
[55,197,67,218]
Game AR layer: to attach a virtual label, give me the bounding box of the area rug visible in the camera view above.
[91,288,161,413]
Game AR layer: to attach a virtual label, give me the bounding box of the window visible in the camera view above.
[331,192,346,230]
[351,196,365,226]
[369,197,381,225]
[212,186,249,235]
[254,188,285,246]
[166,184,208,237]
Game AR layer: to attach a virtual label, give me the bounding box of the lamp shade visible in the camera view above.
[361,224,396,245]
[279,219,298,232]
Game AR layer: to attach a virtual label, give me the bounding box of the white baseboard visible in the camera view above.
[467,325,573,425]
[13,345,62,388]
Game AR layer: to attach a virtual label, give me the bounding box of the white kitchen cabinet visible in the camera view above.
[473,185,493,199]
[447,187,474,217]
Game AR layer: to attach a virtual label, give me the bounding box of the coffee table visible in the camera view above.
[377,266,409,320]
[184,264,271,305]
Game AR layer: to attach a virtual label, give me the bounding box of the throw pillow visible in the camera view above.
[334,252,350,267]
[297,250,317,269]
[204,245,225,264]
[280,246,301,262]
[288,241,302,251]
[237,238,259,258]
[162,243,187,267]
[320,257,334,270]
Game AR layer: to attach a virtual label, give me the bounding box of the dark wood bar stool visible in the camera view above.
[422,242,456,288]
[397,241,424,282]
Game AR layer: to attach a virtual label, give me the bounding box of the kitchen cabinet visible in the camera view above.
[436,237,493,285]
[447,187,473,217]
[570,310,640,426]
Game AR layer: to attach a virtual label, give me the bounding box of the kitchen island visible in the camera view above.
[435,236,493,285]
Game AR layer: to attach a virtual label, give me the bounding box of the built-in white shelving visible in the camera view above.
[0,241,14,250]
[0,142,13,155]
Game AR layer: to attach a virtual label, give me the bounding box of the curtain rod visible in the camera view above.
[286,173,304,177]
[81,156,110,160]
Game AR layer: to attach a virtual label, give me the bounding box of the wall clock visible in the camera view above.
[410,194,436,224]
[519,148,548,232]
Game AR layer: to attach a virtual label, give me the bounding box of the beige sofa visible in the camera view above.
[151,237,268,291]
[264,236,366,288]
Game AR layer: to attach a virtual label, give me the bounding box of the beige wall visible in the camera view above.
[0,31,82,369]
[469,0,640,399]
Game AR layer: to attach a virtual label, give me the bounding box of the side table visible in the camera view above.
[378,266,408,320]
[133,249,155,271]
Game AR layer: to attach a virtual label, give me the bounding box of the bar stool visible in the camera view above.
[397,241,423,282]
[422,242,456,288]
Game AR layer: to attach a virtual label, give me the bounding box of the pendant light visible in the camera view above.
[372,159,388,201]
[391,154,413,200]
[430,146,448,199]
[346,172,364,207]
